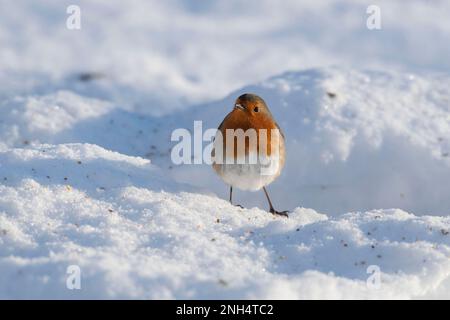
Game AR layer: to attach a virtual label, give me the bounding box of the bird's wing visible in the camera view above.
[217,117,226,131]
[275,121,285,140]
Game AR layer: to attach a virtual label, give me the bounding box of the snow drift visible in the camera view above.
[167,68,450,216]
[0,68,450,299]
[1,143,450,299]
[2,68,449,216]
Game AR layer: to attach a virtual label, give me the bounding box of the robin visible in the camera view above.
[212,93,288,217]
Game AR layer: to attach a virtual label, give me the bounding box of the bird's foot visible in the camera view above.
[270,208,289,218]
[230,201,244,209]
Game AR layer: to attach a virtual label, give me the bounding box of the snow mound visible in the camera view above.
[167,68,450,216]
[1,144,450,299]
[1,68,449,216]
[0,91,159,156]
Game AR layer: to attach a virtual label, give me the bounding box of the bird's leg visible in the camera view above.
[263,187,288,217]
[229,186,243,209]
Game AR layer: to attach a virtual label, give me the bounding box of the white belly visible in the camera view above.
[214,155,282,191]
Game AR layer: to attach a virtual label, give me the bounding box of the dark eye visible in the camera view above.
[253,107,259,112]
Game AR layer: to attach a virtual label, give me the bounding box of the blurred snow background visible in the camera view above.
[0,0,450,299]
[2,0,450,112]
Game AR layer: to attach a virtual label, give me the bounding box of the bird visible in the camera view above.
[212,93,288,217]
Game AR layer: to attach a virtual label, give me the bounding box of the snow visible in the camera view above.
[1,0,450,299]
[1,144,450,299]
[160,68,450,216]
[1,144,450,298]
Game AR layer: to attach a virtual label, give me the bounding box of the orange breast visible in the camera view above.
[217,110,282,158]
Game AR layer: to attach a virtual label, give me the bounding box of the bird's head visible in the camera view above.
[233,93,272,118]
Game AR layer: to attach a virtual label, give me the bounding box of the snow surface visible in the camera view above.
[1,144,450,299]
[1,0,450,299]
